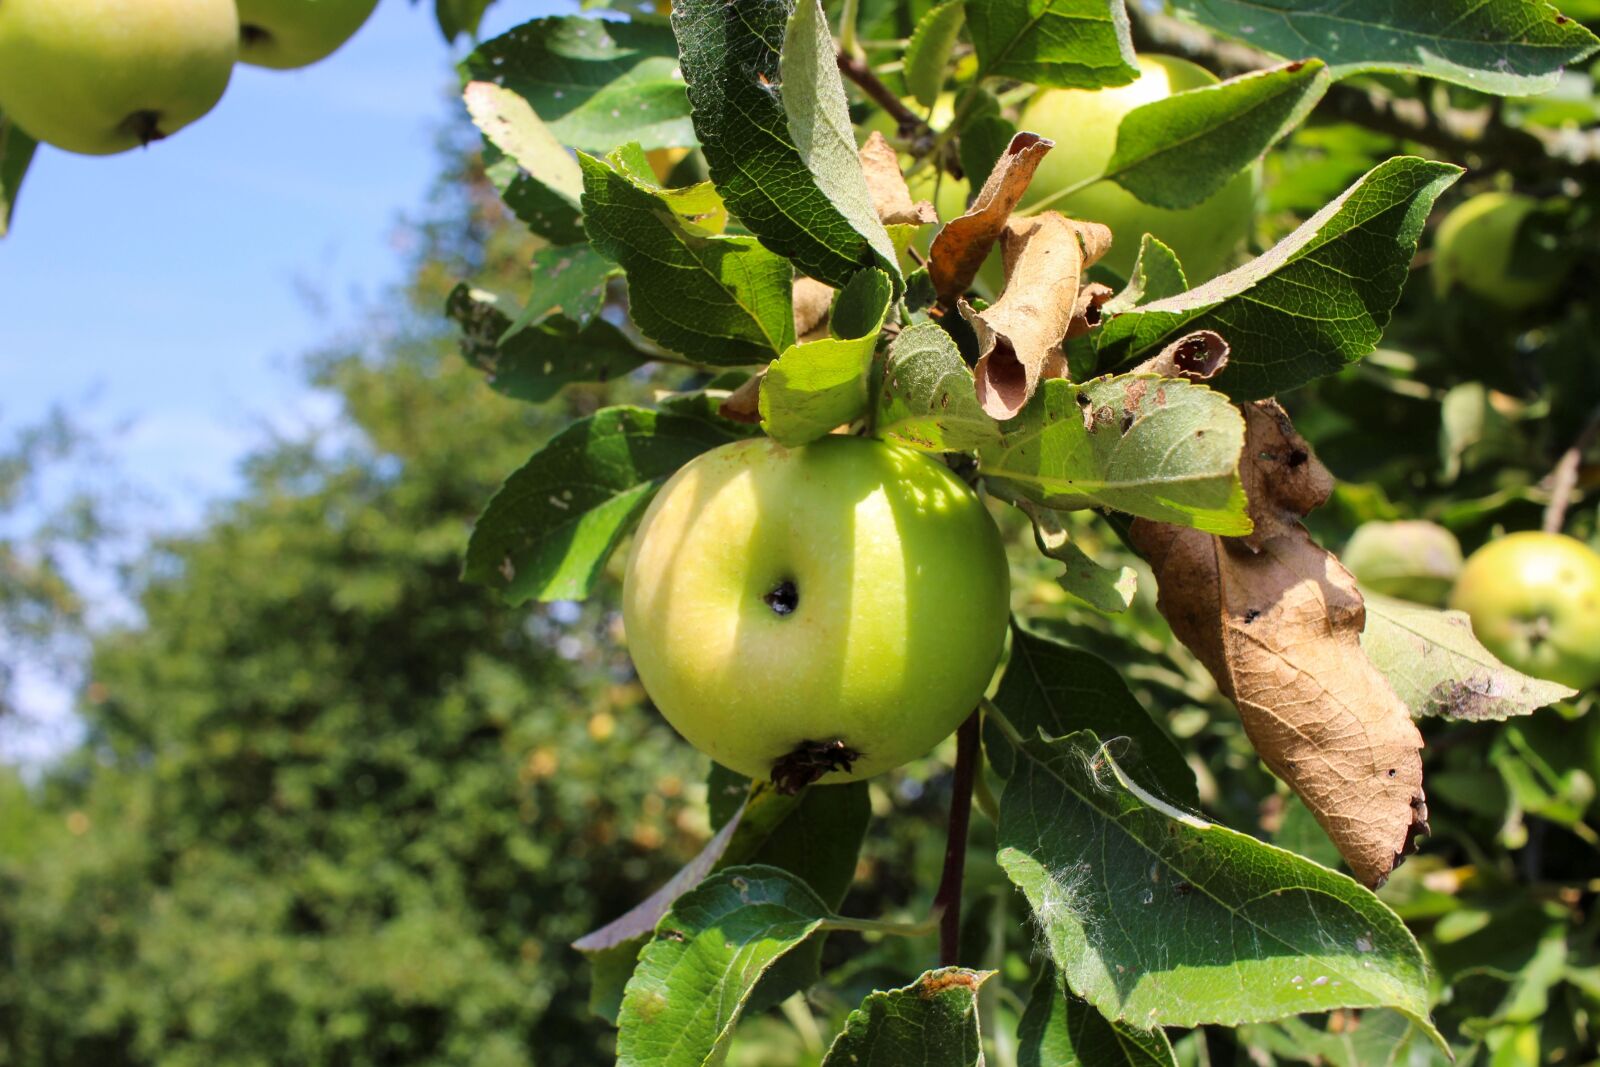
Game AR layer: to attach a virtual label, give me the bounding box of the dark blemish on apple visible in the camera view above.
[763,579,799,616]
[241,23,272,46]
[771,739,860,794]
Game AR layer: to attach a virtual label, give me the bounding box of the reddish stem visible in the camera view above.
[934,710,980,966]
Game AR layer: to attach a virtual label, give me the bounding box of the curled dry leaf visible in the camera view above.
[928,131,1054,305]
[1132,329,1230,382]
[1129,401,1427,888]
[718,373,764,424]
[964,214,1112,420]
[1066,282,1114,341]
[858,131,938,226]
[792,277,835,341]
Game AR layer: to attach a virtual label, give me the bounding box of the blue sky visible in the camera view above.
[1,0,567,759]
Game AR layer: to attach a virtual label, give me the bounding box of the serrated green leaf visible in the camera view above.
[463,17,694,151]
[967,0,1139,89]
[1238,1009,1451,1067]
[978,376,1249,534]
[875,322,1003,453]
[1104,236,1187,315]
[464,406,749,604]
[1104,60,1329,210]
[997,731,1438,1036]
[1171,0,1600,95]
[673,0,902,290]
[616,866,833,1067]
[1023,507,1140,614]
[464,81,586,244]
[986,624,1195,806]
[1095,157,1461,400]
[761,269,893,446]
[0,111,36,239]
[1362,595,1577,720]
[905,0,967,108]
[500,245,616,337]
[821,968,993,1066]
[445,284,648,404]
[579,151,795,365]
[1019,965,1177,1067]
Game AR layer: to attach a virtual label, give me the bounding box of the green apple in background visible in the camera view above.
[1016,54,1259,282]
[1342,520,1463,605]
[236,0,379,70]
[1433,191,1571,311]
[0,0,237,156]
[1450,532,1600,690]
[622,435,1010,786]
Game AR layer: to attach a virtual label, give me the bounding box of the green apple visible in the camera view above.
[1342,520,1463,605]
[236,0,378,70]
[1433,191,1571,311]
[1449,532,1600,690]
[622,435,1010,786]
[1016,54,1258,282]
[0,0,237,156]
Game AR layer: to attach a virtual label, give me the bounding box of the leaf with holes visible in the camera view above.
[978,376,1249,535]
[616,866,833,1067]
[464,406,750,605]
[1094,157,1460,400]
[464,80,585,244]
[463,17,694,151]
[997,731,1438,1037]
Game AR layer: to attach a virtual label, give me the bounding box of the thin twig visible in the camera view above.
[1543,404,1600,533]
[933,711,980,967]
[836,52,934,150]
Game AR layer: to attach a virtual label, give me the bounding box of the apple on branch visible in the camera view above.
[622,435,1010,791]
[0,0,237,156]
[236,0,380,71]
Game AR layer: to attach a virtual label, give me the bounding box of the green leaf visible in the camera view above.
[616,866,833,1067]
[500,245,617,337]
[986,624,1195,806]
[1022,507,1139,613]
[905,0,967,108]
[978,376,1250,535]
[435,0,493,42]
[967,0,1139,89]
[1170,0,1600,95]
[957,115,1018,194]
[1104,60,1330,210]
[673,0,902,289]
[1238,1010,1451,1067]
[0,111,36,239]
[463,17,695,151]
[997,731,1437,1035]
[464,406,748,604]
[1361,595,1577,721]
[761,269,893,446]
[1094,157,1461,400]
[820,968,993,1066]
[875,322,1003,453]
[1104,236,1187,315]
[445,284,648,404]
[579,150,795,365]
[464,81,585,244]
[1019,965,1177,1067]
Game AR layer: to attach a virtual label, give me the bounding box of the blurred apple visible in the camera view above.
[236,0,378,70]
[0,0,237,155]
[1433,191,1571,311]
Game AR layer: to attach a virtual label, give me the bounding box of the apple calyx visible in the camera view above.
[119,111,168,147]
[240,24,273,46]
[762,579,799,616]
[771,739,860,794]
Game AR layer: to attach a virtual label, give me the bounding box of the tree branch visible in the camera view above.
[933,710,980,967]
[837,52,936,153]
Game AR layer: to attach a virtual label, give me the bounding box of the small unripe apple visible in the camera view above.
[622,435,1011,786]
[1342,520,1463,605]
[1016,54,1258,281]
[1449,532,1600,690]
[1433,191,1571,311]
[0,0,237,156]
[236,0,378,70]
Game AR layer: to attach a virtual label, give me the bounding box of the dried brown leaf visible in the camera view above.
[792,277,834,342]
[1066,282,1115,341]
[859,131,938,226]
[964,213,1111,421]
[718,373,764,424]
[1129,401,1426,888]
[928,132,1053,305]
[1131,329,1231,382]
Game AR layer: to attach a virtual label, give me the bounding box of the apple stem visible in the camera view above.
[933,709,980,967]
[1542,404,1600,534]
